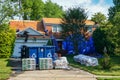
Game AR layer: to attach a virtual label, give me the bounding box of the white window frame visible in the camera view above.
[52,24,62,32]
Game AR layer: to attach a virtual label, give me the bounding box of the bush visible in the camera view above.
[0,24,16,58]
[100,53,112,70]
[93,28,106,54]
[93,26,116,55]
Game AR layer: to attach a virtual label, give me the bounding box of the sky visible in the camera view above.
[43,0,114,19]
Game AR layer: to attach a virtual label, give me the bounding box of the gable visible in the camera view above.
[17,27,44,36]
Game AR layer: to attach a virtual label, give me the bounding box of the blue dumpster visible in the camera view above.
[38,47,44,58]
[29,47,38,64]
[44,46,55,60]
[29,46,55,65]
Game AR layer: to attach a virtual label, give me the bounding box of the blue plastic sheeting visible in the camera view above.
[78,37,96,54]
[62,36,96,55]
[50,35,59,51]
[62,36,75,54]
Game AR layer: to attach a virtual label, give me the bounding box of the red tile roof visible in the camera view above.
[42,18,63,24]
[9,20,44,33]
[42,18,94,25]
[85,20,95,25]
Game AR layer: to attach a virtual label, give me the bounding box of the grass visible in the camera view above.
[67,54,120,76]
[0,58,12,80]
[97,78,120,80]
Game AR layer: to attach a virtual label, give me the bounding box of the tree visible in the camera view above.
[61,7,87,54]
[0,24,16,58]
[0,0,17,24]
[108,0,120,25]
[11,0,64,20]
[108,0,120,54]
[44,0,64,18]
[20,0,45,20]
[30,0,44,20]
[91,12,107,25]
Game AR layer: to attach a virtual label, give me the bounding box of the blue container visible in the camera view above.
[28,46,55,65]
[29,47,38,64]
[38,47,44,58]
[44,46,55,60]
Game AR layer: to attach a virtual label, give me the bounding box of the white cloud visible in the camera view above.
[42,0,111,19]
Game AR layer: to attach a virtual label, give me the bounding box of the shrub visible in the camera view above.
[0,24,16,58]
[93,26,116,55]
[100,53,112,70]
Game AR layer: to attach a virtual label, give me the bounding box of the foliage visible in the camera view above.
[47,39,53,45]
[0,24,16,58]
[44,0,64,18]
[108,0,120,25]
[20,0,44,20]
[12,0,64,20]
[61,7,87,54]
[91,12,107,25]
[92,24,116,55]
[0,58,12,80]
[100,53,112,70]
[108,0,120,54]
[92,28,106,54]
[0,0,17,24]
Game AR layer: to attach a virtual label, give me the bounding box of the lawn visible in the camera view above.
[97,78,120,80]
[0,58,12,80]
[67,54,120,76]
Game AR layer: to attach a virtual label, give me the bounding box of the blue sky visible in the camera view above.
[43,0,114,19]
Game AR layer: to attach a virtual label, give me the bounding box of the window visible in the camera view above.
[52,24,62,32]
[86,25,92,33]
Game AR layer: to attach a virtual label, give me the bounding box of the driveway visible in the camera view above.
[8,58,97,80]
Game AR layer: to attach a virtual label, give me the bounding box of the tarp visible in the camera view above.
[62,35,96,55]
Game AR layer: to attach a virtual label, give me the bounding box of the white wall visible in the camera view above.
[12,39,48,58]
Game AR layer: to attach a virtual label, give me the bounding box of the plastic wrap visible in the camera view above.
[53,57,69,69]
[39,58,53,70]
[74,54,98,66]
[22,58,36,70]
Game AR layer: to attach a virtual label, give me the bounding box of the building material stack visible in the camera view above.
[22,58,36,70]
[39,58,53,70]
[53,57,69,69]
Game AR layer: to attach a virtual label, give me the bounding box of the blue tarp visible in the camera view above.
[62,36,96,55]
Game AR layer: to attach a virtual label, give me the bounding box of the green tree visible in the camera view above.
[61,7,87,54]
[30,0,44,20]
[12,0,64,20]
[0,0,17,24]
[21,0,45,20]
[108,0,120,54]
[44,0,64,18]
[0,24,16,58]
[108,0,120,25]
[92,26,115,55]
[91,12,107,25]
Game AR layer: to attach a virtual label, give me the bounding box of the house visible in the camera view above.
[12,27,50,57]
[9,18,95,57]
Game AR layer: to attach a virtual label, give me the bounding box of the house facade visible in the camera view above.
[10,18,95,57]
[12,27,50,57]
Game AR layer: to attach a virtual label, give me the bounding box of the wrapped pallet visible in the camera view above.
[53,57,69,69]
[39,58,53,70]
[22,58,36,70]
[74,54,98,66]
